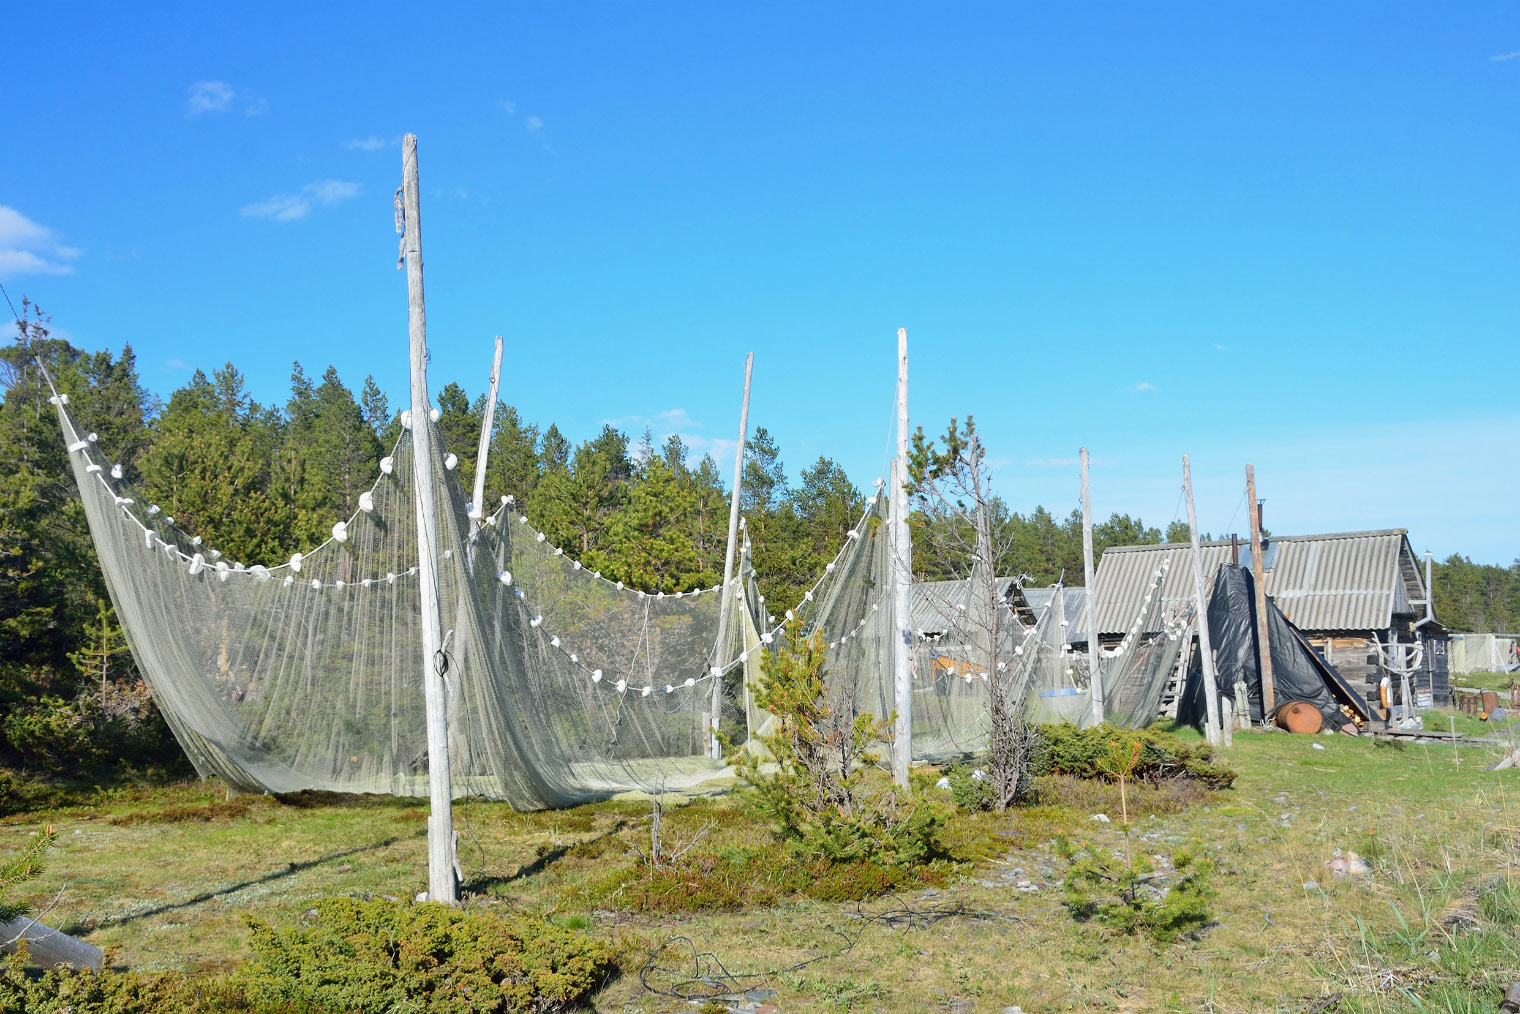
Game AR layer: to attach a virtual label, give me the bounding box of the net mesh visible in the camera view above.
[55,400,768,808]
[53,393,904,807]
[53,381,1178,810]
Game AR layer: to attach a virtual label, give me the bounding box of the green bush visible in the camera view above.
[0,951,256,1014]
[1057,833,1214,943]
[243,897,615,1014]
[727,624,948,872]
[943,763,998,812]
[1039,723,1236,790]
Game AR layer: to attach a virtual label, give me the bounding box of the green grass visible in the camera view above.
[1449,670,1517,693]
[3,728,1519,1012]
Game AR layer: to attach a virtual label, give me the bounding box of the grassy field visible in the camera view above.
[1449,670,1518,694]
[4,715,1519,1013]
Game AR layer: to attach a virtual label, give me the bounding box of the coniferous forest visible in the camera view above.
[3,305,1517,777]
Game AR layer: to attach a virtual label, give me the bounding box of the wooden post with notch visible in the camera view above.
[1246,465,1274,719]
[1183,454,1223,747]
[401,134,457,904]
[470,336,505,523]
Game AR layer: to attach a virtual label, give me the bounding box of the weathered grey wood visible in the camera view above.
[1183,454,1223,747]
[1,917,103,971]
[1080,448,1103,725]
[710,352,753,759]
[401,134,457,904]
[890,328,913,787]
[1246,465,1275,717]
[470,336,505,521]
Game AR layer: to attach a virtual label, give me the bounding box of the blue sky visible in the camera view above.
[4,3,1518,563]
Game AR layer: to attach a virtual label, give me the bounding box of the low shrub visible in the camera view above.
[0,952,258,1014]
[581,837,957,913]
[1039,723,1236,789]
[727,624,949,873]
[1057,833,1214,943]
[243,896,615,1014]
[943,763,998,812]
[108,796,259,826]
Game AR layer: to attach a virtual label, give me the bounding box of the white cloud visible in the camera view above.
[345,135,396,152]
[187,80,236,116]
[187,80,266,117]
[164,357,192,371]
[1025,457,1079,468]
[241,180,363,222]
[497,99,517,115]
[1491,50,1520,62]
[1212,343,1228,351]
[526,116,544,131]
[1132,381,1156,392]
[0,206,81,278]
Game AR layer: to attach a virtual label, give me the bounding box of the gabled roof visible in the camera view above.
[1090,530,1429,635]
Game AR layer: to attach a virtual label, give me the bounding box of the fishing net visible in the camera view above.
[51,393,777,808]
[50,386,904,808]
[1095,558,1189,728]
[51,359,1181,809]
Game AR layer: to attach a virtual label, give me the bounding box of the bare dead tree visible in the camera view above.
[907,417,1035,810]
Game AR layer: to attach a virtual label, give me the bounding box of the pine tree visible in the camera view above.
[484,405,541,511]
[139,365,291,563]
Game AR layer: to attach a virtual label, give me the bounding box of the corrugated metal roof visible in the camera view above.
[1024,586,1091,642]
[911,577,1025,636]
[1089,530,1426,635]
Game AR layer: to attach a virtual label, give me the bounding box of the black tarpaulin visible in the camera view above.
[1177,563,1371,731]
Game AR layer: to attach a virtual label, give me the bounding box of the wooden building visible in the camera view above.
[1086,529,1448,712]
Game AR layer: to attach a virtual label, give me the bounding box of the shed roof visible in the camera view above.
[1089,530,1429,635]
[911,576,1031,637]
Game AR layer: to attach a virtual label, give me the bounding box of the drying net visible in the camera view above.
[51,382,914,808]
[51,394,767,809]
[52,361,1182,808]
[1027,560,1189,728]
[1094,558,1189,728]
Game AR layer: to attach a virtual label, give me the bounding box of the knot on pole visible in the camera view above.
[394,186,406,269]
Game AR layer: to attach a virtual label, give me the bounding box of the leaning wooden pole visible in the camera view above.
[710,352,753,759]
[890,328,914,787]
[469,336,505,522]
[1080,448,1104,725]
[1246,465,1275,719]
[1183,454,1223,747]
[401,134,457,904]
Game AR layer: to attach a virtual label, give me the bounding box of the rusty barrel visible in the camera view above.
[1274,701,1324,734]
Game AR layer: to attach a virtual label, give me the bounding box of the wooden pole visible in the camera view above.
[1,918,103,971]
[1183,454,1223,747]
[710,352,753,759]
[469,336,505,521]
[890,328,914,787]
[1080,448,1104,725]
[401,134,457,904]
[1246,465,1274,719]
